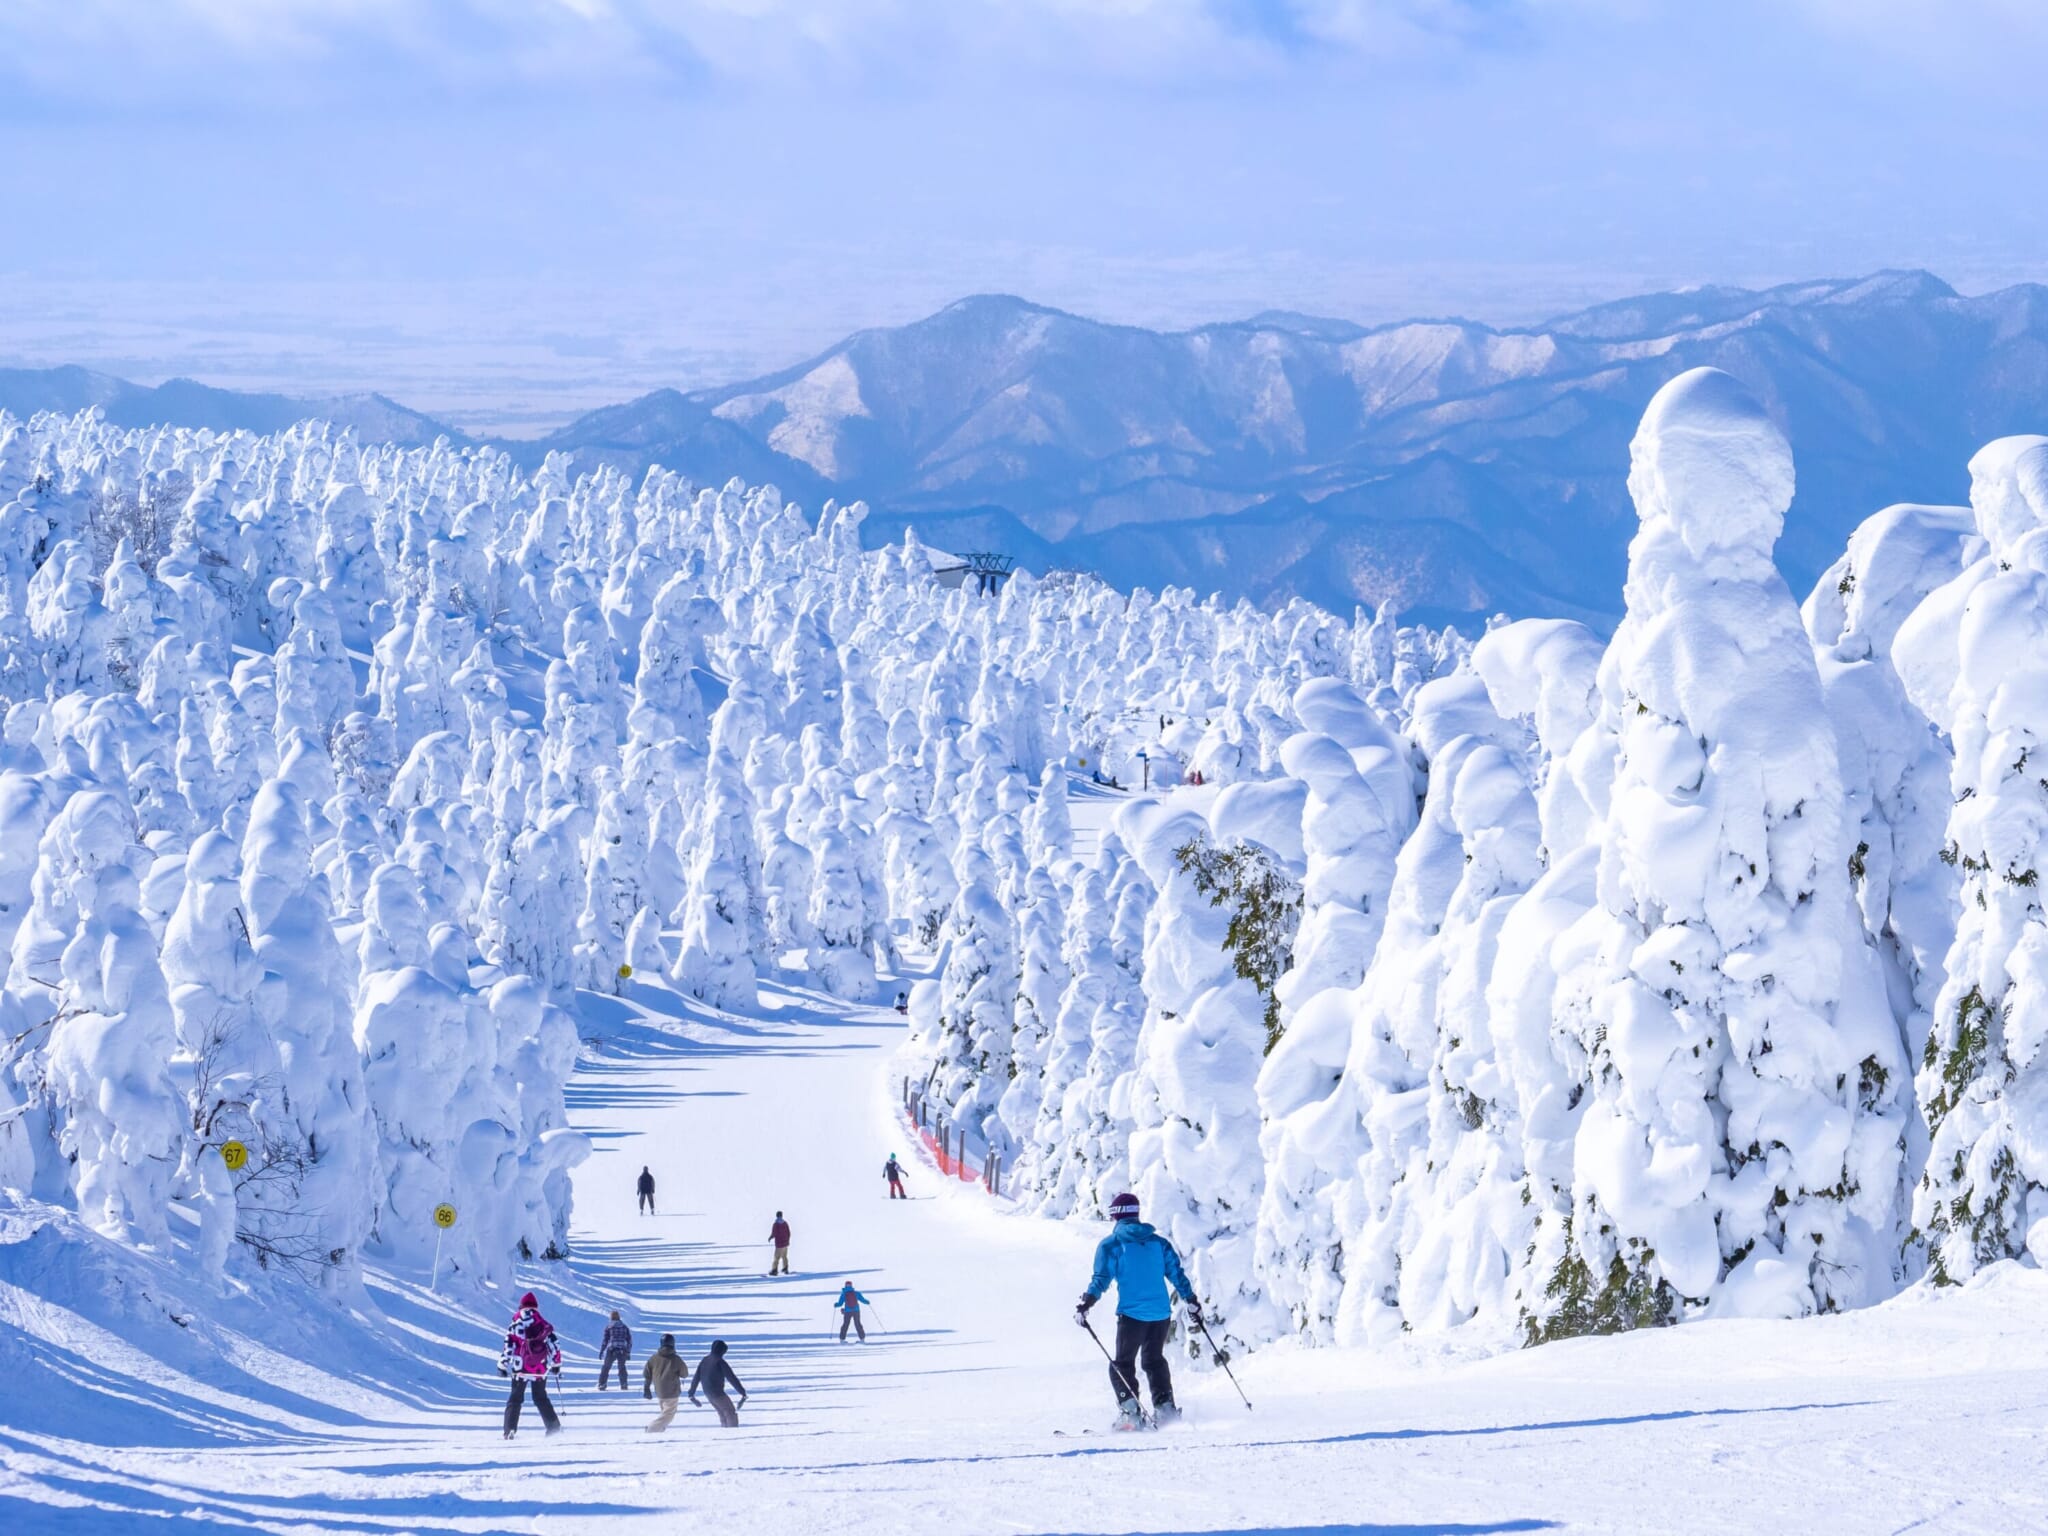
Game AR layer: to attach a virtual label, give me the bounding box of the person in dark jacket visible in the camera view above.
[642,1334,687,1432]
[637,1166,656,1215]
[884,1155,908,1200]
[499,1291,565,1438]
[1074,1191,1198,1428]
[768,1211,791,1275]
[689,1338,748,1427]
[598,1310,632,1389]
[835,1281,870,1341]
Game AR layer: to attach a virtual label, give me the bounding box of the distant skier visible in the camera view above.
[884,1155,908,1200]
[835,1281,871,1342]
[499,1290,564,1438]
[768,1210,792,1275]
[642,1334,687,1432]
[597,1309,632,1390]
[1074,1191,1197,1430]
[689,1338,749,1427]
[637,1166,656,1215]
[893,992,909,1015]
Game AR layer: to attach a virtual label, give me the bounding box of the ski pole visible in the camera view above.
[1080,1316,1143,1404]
[1192,1313,1252,1410]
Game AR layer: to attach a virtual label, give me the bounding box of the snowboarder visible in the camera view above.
[499,1290,564,1438]
[642,1333,686,1431]
[884,1154,908,1199]
[1074,1191,1198,1430]
[597,1309,632,1389]
[768,1210,791,1275]
[893,992,909,1015]
[689,1338,748,1427]
[637,1165,656,1215]
[835,1281,871,1341]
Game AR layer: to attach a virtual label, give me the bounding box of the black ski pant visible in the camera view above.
[504,1376,561,1433]
[639,1191,654,1214]
[703,1389,739,1427]
[839,1310,866,1341]
[600,1349,631,1388]
[1110,1314,1173,1409]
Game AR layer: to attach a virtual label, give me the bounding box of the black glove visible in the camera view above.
[644,1387,652,1399]
[688,1395,699,1406]
[1073,1296,1094,1328]
[497,1365,508,1377]
[1186,1301,1204,1327]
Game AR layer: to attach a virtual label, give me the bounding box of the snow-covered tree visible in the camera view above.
[1526,369,1907,1339]
[42,790,185,1247]
[672,756,767,1011]
[929,853,1021,1150]
[807,825,878,1000]
[1893,436,2048,1280]
[1120,800,1280,1350]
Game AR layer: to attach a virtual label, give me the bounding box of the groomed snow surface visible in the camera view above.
[5,947,2047,1534]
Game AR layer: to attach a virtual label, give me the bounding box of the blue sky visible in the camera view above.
[1,1,2043,430]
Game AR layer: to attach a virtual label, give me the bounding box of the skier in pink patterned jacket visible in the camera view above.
[499,1291,564,1438]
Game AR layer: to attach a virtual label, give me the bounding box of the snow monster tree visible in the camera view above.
[1526,368,1910,1342]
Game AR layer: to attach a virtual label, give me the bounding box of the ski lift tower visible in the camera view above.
[964,551,1016,597]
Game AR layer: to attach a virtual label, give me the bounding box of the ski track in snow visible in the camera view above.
[7,926,2048,1534]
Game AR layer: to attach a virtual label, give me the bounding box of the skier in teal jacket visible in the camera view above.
[836,1282,872,1342]
[1074,1191,1199,1427]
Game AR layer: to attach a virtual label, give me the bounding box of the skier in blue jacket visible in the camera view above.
[1074,1190,1199,1427]
[836,1281,871,1342]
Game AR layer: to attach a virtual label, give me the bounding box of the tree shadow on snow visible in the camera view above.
[9,1468,651,1534]
[575,991,878,1065]
[673,1398,1873,1481]
[329,1458,619,1478]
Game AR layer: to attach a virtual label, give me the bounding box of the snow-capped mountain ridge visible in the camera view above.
[532,270,2048,625]
[0,364,454,447]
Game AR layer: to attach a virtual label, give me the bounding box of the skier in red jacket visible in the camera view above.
[769,1211,792,1275]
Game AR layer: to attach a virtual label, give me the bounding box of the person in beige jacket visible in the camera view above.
[642,1335,687,1431]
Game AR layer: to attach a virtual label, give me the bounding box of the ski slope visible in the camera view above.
[6,956,2048,1534]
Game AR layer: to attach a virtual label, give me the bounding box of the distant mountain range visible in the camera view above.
[8,271,2047,627]
[0,364,450,447]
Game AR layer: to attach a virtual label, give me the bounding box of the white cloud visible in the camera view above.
[0,0,1546,104]
[7,0,2042,107]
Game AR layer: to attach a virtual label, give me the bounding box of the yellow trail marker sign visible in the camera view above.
[219,1140,249,1172]
[618,963,634,979]
[433,1203,458,1229]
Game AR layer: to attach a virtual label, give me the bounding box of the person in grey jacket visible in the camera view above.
[642,1335,687,1432]
[598,1311,633,1389]
[689,1339,749,1427]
